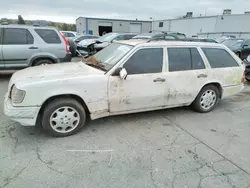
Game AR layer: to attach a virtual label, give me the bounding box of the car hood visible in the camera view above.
[10,62,104,86]
[78,39,97,47]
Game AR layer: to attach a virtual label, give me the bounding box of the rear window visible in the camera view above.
[202,48,239,68]
[35,29,61,44]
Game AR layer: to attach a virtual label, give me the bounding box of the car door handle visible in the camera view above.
[29,46,38,49]
[197,74,207,78]
[153,78,166,82]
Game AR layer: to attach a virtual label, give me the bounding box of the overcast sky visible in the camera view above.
[1,0,250,23]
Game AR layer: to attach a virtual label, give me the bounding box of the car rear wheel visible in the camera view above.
[33,59,54,66]
[68,40,77,57]
[41,98,86,137]
[192,85,219,113]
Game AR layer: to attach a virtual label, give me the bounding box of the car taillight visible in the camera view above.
[59,30,70,53]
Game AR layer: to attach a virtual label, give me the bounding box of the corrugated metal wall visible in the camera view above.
[152,14,250,37]
[76,17,152,36]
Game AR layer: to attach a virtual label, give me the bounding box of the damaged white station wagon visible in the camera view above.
[4,39,245,136]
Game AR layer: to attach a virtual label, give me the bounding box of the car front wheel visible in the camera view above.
[192,85,219,113]
[41,98,86,137]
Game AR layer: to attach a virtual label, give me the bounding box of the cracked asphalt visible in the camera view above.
[0,75,250,188]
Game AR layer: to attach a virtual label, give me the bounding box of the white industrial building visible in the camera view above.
[152,10,250,38]
[76,17,152,36]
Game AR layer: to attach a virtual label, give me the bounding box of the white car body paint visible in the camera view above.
[4,40,245,126]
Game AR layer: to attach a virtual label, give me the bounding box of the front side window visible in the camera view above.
[3,28,34,45]
[62,32,68,37]
[123,48,163,75]
[202,48,239,68]
[168,48,205,72]
[35,29,61,44]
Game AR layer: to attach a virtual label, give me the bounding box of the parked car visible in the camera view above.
[77,32,136,56]
[68,35,99,57]
[133,32,186,40]
[222,39,250,59]
[61,31,81,40]
[73,35,99,44]
[4,40,245,137]
[0,24,71,69]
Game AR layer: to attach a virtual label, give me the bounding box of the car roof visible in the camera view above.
[117,39,225,48]
[0,24,57,30]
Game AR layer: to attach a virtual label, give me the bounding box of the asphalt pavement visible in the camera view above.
[0,75,250,188]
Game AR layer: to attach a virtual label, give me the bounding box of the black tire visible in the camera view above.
[33,59,54,66]
[192,85,220,113]
[245,72,250,82]
[41,98,86,137]
[68,40,77,57]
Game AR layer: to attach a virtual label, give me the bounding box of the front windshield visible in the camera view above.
[85,43,133,71]
[98,33,119,42]
[222,39,243,48]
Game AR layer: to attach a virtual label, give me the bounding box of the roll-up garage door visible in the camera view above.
[129,23,142,33]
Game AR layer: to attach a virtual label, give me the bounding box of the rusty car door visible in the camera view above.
[108,47,166,113]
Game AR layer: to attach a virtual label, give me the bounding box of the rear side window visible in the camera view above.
[3,28,34,45]
[123,48,163,74]
[168,48,205,72]
[202,48,239,68]
[35,29,61,44]
[67,33,75,37]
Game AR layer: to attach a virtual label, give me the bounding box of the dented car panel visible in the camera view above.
[4,40,245,127]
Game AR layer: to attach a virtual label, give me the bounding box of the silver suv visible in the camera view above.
[0,24,71,69]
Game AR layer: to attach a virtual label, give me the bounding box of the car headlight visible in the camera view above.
[10,85,26,104]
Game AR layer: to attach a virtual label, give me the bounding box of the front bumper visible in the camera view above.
[59,53,72,62]
[4,95,40,126]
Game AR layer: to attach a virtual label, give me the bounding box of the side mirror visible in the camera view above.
[119,68,128,80]
[75,40,80,43]
[243,45,249,48]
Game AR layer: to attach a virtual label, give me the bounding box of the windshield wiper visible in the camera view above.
[85,62,106,71]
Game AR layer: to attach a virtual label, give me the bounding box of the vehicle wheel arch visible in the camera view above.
[30,56,57,66]
[198,82,223,99]
[36,94,90,126]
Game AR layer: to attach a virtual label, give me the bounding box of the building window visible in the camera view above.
[159,22,163,27]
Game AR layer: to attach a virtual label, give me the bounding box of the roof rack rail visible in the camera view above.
[147,38,217,43]
[147,38,189,43]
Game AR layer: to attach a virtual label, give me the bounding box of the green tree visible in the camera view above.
[17,15,25,24]
[62,23,69,31]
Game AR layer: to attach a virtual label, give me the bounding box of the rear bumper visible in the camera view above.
[59,53,72,62]
[4,95,40,126]
[222,84,244,99]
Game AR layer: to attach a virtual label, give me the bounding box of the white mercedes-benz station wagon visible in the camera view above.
[4,39,245,136]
